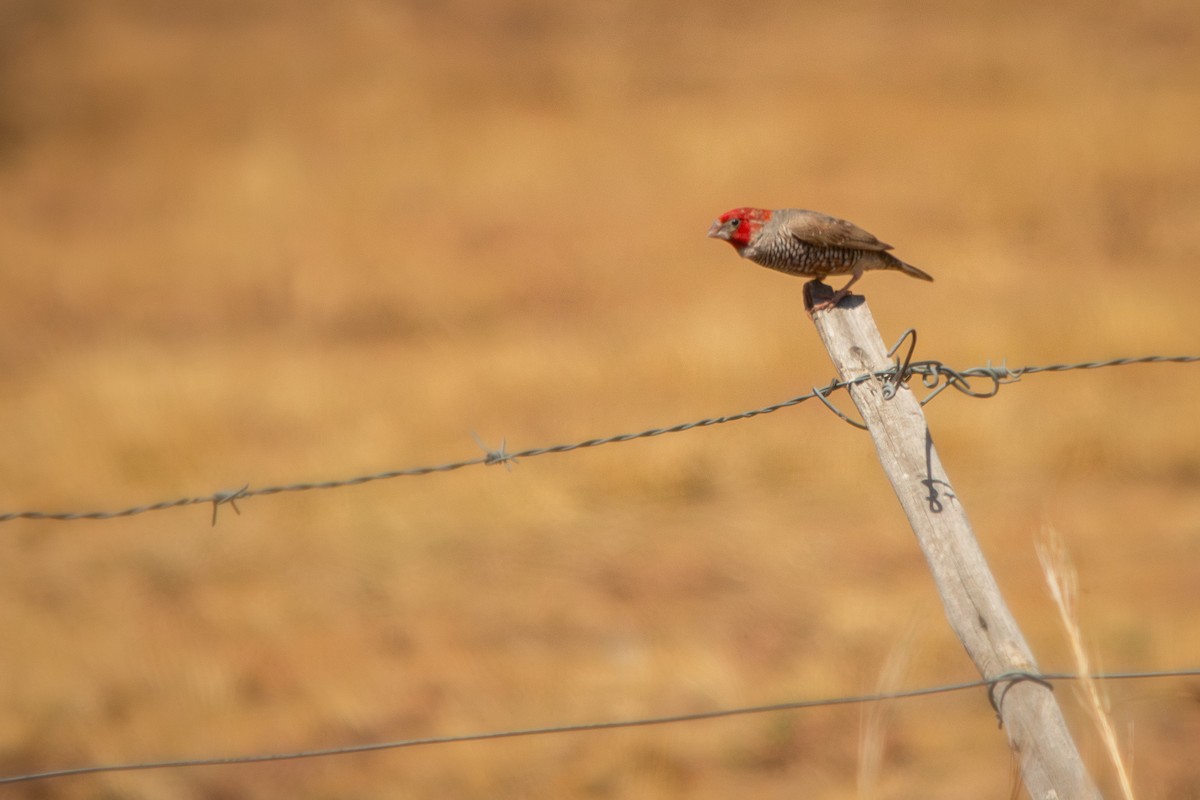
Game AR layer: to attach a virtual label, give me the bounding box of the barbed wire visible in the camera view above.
[1,350,1196,525]
[2,667,1196,786]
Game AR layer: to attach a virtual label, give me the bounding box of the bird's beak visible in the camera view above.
[706,219,726,240]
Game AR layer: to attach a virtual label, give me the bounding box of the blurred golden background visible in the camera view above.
[1,0,1198,797]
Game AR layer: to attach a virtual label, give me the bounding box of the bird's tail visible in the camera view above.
[880,252,934,282]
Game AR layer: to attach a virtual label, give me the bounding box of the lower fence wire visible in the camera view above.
[1,669,1197,786]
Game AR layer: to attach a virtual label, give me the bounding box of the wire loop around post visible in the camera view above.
[884,328,918,400]
[811,383,868,430]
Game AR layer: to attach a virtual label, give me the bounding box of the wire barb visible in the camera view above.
[472,433,518,471]
[210,484,249,526]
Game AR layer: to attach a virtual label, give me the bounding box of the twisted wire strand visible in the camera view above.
[1,667,1195,786]
[0,379,849,523]
[1,353,1195,524]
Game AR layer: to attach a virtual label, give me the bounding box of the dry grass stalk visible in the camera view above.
[1037,527,1135,800]
[857,620,917,800]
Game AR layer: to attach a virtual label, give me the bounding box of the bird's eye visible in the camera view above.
[729,219,740,228]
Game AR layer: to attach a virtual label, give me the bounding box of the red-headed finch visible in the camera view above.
[708,208,932,310]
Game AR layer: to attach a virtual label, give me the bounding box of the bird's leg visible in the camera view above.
[811,266,864,312]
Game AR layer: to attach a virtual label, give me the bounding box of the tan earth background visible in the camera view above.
[1,1,1199,798]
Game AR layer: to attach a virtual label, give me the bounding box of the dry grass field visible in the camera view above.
[1,1,1199,797]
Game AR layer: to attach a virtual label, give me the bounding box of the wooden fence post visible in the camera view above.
[806,284,1100,800]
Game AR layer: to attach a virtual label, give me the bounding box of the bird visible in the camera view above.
[707,207,933,311]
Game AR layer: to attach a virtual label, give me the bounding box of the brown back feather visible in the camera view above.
[780,209,894,252]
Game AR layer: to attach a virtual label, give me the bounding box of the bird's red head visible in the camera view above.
[707,207,771,249]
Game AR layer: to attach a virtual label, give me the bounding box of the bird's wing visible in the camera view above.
[783,211,894,252]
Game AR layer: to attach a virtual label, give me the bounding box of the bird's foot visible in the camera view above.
[814,289,851,312]
[803,280,838,314]
[803,280,856,314]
